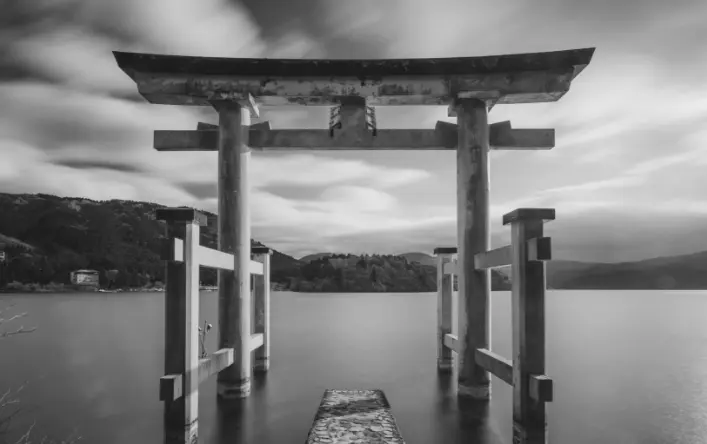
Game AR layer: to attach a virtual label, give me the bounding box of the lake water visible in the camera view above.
[1,290,707,444]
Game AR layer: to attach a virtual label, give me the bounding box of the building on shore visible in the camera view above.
[70,269,100,291]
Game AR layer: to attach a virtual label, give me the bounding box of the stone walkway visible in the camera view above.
[305,389,405,444]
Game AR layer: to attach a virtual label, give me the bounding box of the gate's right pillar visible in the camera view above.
[455,98,491,399]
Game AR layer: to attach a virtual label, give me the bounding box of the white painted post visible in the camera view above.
[504,208,555,444]
[157,208,206,444]
[253,247,272,372]
[434,247,456,371]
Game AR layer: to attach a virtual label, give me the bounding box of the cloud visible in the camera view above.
[250,154,431,189]
[0,139,194,204]
[2,0,707,263]
[63,0,264,57]
[52,159,145,174]
[6,25,136,95]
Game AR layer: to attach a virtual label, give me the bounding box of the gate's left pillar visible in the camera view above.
[214,102,252,398]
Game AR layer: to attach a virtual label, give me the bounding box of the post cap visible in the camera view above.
[502,208,555,226]
[433,247,457,255]
[252,246,273,255]
[155,208,208,226]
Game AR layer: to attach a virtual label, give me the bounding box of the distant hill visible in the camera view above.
[2,193,706,291]
[295,253,511,292]
[547,252,707,290]
[399,252,437,267]
[0,193,505,293]
[0,193,300,289]
[299,252,334,263]
[400,250,707,290]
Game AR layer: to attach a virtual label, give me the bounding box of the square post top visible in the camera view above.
[155,208,208,225]
[434,247,458,255]
[502,208,556,226]
[252,246,274,255]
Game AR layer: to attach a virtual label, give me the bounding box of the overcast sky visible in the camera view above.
[1,0,706,262]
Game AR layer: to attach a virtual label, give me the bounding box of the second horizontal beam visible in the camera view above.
[161,238,265,274]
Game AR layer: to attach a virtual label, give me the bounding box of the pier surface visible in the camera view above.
[305,389,405,444]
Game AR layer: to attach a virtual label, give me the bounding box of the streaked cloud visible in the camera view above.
[1,0,706,261]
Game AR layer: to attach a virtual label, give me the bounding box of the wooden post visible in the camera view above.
[455,98,491,399]
[252,247,272,372]
[215,102,252,399]
[157,209,206,444]
[434,247,456,371]
[504,208,555,444]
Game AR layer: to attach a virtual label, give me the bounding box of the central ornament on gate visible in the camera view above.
[328,97,377,138]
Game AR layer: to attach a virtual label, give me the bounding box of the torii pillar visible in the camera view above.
[455,98,492,398]
[214,101,253,398]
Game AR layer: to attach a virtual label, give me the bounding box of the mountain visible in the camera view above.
[399,252,437,267]
[0,193,301,289]
[294,253,511,292]
[2,192,706,291]
[0,193,502,292]
[547,252,707,289]
[399,250,707,290]
[299,252,334,263]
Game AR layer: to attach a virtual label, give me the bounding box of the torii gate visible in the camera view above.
[114,47,594,443]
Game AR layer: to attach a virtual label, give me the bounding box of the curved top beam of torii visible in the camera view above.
[113,48,594,107]
[113,47,595,151]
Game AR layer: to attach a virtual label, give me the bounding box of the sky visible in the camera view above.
[1,0,706,262]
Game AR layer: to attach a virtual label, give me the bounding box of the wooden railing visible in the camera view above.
[435,207,554,444]
[156,208,271,444]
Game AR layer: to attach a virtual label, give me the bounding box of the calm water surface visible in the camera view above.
[1,290,707,444]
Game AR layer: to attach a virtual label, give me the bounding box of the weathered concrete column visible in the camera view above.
[434,248,456,371]
[252,247,272,372]
[156,209,206,444]
[505,209,555,444]
[215,102,252,399]
[455,98,491,399]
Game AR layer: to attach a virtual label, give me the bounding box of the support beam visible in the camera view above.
[249,333,264,351]
[474,348,513,386]
[456,98,491,400]
[529,375,553,403]
[505,208,555,443]
[198,348,234,388]
[196,122,216,131]
[436,251,454,371]
[474,245,512,270]
[159,374,182,403]
[252,247,272,372]
[154,122,552,151]
[160,348,235,402]
[161,238,266,273]
[197,121,271,131]
[154,128,449,151]
[215,102,252,400]
[443,333,459,353]
[196,245,233,271]
[443,259,457,276]
[249,260,263,275]
[527,237,552,261]
[436,120,555,149]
